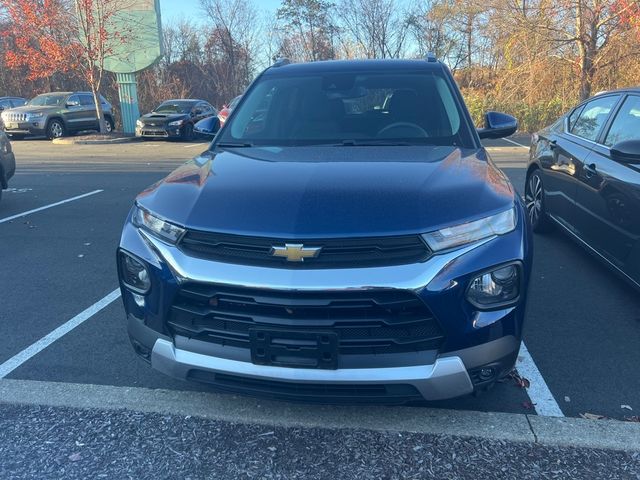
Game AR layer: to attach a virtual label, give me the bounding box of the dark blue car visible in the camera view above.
[118,58,532,403]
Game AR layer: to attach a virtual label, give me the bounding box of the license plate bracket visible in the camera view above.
[250,328,338,370]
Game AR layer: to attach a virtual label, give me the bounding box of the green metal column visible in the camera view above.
[116,72,140,134]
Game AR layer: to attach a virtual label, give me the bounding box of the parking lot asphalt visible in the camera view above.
[1,136,639,423]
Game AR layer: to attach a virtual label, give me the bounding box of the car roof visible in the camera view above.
[263,58,445,76]
[161,99,205,103]
[593,87,640,96]
[0,96,25,99]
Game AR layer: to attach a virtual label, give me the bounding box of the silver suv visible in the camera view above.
[1,91,114,140]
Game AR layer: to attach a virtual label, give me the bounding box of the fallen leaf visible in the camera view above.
[621,405,633,411]
[68,453,82,462]
[75,441,85,447]
[564,396,571,403]
[508,371,530,389]
[580,412,607,420]
[522,401,535,410]
[267,446,277,452]
[624,416,640,423]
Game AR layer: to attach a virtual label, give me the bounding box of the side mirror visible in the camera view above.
[66,100,80,108]
[610,140,640,163]
[477,111,518,140]
[194,116,220,137]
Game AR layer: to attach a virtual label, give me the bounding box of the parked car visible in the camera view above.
[136,99,217,141]
[217,95,241,127]
[0,131,16,204]
[0,92,114,140]
[118,58,530,403]
[528,89,640,289]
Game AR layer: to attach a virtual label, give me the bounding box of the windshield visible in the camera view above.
[229,96,241,109]
[218,70,474,148]
[28,94,67,107]
[155,102,194,114]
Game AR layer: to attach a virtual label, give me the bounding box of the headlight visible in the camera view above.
[168,120,183,126]
[467,263,520,309]
[132,205,185,244]
[136,119,144,128]
[26,112,44,120]
[422,208,516,252]
[118,251,151,293]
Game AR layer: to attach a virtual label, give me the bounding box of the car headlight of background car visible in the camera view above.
[25,112,44,121]
[422,208,516,252]
[132,205,185,244]
[168,120,183,127]
[136,119,144,128]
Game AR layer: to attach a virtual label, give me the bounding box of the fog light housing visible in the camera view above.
[467,263,520,309]
[119,251,151,294]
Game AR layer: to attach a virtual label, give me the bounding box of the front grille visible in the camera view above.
[168,284,445,356]
[187,370,422,404]
[179,231,431,269]
[6,113,27,122]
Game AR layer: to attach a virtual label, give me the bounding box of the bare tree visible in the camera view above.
[336,0,411,58]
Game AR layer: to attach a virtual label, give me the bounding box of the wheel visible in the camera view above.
[104,117,114,133]
[181,123,194,141]
[46,119,65,140]
[525,170,553,233]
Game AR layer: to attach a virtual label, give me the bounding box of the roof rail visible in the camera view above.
[425,52,437,63]
[272,58,291,68]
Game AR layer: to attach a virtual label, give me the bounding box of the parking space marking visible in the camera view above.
[517,341,564,417]
[184,143,207,149]
[0,189,103,224]
[503,138,529,149]
[0,289,121,378]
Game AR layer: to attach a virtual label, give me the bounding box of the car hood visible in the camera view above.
[3,105,61,114]
[139,113,189,124]
[136,146,515,238]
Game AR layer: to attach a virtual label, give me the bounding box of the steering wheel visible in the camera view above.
[377,122,429,138]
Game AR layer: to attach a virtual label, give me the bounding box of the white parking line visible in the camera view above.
[184,143,207,148]
[517,341,564,417]
[0,189,103,224]
[0,289,121,378]
[503,138,529,149]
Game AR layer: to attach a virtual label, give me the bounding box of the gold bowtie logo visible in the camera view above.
[270,243,322,262]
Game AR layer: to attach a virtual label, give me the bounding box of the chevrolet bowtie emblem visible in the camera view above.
[270,243,322,262]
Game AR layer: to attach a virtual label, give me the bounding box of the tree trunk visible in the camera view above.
[92,87,106,134]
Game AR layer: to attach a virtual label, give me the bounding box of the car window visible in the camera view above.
[67,94,80,106]
[570,95,620,142]
[156,102,193,114]
[604,96,640,147]
[11,98,26,107]
[223,71,472,148]
[79,94,94,106]
[28,94,67,107]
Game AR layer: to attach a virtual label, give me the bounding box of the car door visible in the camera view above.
[535,105,590,231]
[573,94,640,282]
[64,94,85,131]
[79,94,99,130]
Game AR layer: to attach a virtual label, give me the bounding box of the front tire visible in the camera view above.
[525,170,553,233]
[46,119,65,140]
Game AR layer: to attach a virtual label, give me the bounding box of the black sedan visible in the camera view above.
[528,88,640,289]
[136,99,217,141]
[0,130,16,204]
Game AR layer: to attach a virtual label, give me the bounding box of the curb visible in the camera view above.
[0,379,638,452]
[52,136,143,145]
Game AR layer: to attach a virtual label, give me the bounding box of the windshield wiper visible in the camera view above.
[215,142,254,148]
[340,140,416,146]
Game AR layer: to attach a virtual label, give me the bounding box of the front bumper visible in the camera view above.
[3,122,46,136]
[136,125,182,138]
[119,203,532,402]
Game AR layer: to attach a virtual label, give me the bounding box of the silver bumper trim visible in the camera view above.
[151,339,474,401]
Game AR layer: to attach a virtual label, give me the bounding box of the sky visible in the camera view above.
[160,0,282,24]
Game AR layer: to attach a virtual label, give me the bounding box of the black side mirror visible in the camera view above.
[194,116,220,137]
[477,111,518,140]
[610,140,640,163]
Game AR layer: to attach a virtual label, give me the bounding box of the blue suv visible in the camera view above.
[118,58,532,403]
